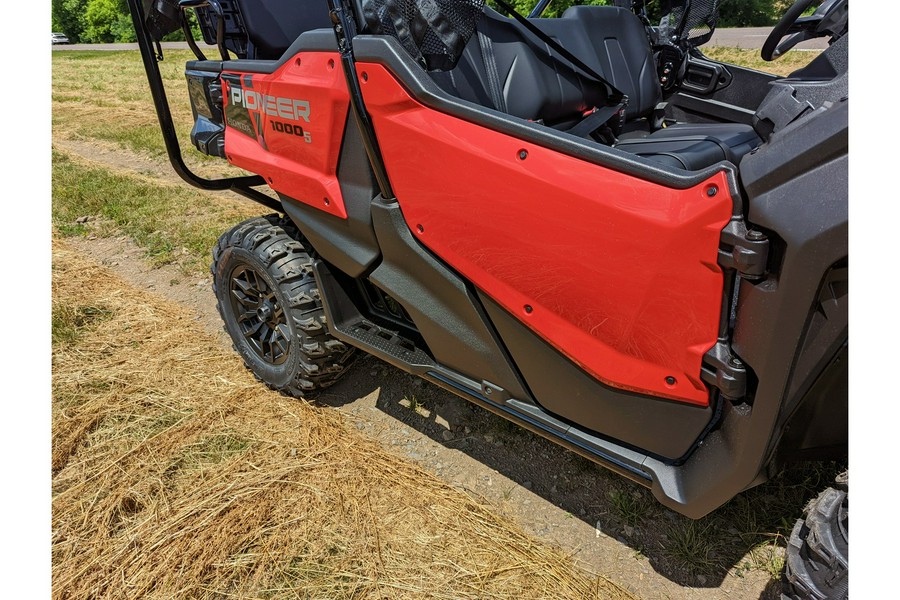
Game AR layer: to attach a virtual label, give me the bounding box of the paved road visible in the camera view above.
[52,41,215,52]
[709,26,828,50]
[53,27,829,52]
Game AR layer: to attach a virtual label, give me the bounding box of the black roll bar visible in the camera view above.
[125,0,283,213]
[528,0,553,18]
[326,0,396,201]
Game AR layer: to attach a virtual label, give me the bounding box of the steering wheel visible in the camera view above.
[761,0,847,61]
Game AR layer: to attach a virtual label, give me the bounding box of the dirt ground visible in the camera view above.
[52,135,792,599]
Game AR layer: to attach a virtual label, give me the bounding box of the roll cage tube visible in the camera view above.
[528,0,553,18]
[327,0,396,200]
[125,0,282,212]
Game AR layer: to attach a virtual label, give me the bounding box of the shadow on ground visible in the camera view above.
[315,354,845,591]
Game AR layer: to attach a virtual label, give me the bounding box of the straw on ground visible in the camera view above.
[51,237,636,599]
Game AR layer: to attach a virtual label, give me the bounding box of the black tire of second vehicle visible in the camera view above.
[781,472,848,600]
[211,214,355,396]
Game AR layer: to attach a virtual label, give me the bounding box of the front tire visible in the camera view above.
[782,472,849,600]
[211,214,355,396]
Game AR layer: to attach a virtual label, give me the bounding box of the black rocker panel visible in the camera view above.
[281,111,382,278]
[480,295,714,461]
[366,202,531,401]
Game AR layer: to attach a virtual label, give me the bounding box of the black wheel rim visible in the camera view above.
[229,265,291,365]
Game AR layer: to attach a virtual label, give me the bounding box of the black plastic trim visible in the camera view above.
[430,373,653,487]
[222,29,338,73]
[775,342,847,463]
[670,100,847,513]
[480,295,714,461]
[329,0,395,200]
[678,51,777,109]
[367,202,529,400]
[280,111,381,278]
[680,58,728,95]
[313,257,653,489]
[668,93,757,126]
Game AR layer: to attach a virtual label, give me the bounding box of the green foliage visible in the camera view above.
[54,0,140,43]
[111,12,138,43]
[490,0,787,27]
[83,0,123,43]
[717,0,780,27]
[52,0,795,45]
[52,0,88,43]
[487,0,609,20]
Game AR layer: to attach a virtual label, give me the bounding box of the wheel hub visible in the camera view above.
[229,265,291,365]
[256,302,274,322]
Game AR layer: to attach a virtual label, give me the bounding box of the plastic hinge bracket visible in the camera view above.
[701,341,747,402]
[718,218,769,280]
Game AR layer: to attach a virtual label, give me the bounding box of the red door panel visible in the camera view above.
[357,63,732,406]
[222,52,350,218]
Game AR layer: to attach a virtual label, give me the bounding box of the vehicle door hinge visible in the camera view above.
[701,341,747,402]
[718,219,769,280]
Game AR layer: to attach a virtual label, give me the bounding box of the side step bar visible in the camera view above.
[312,259,653,488]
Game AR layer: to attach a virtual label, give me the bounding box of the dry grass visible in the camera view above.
[51,237,635,600]
[52,149,263,272]
[52,50,240,179]
[702,47,821,77]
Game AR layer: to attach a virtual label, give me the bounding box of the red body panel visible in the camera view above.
[357,63,732,405]
[223,52,350,218]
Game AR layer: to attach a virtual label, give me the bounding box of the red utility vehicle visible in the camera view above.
[127,1,848,597]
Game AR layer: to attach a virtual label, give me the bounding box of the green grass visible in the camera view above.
[52,50,204,162]
[173,432,253,471]
[607,487,650,527]
[663,519,723,577]
[703,47,821,77]
[400,394,429,417]
[51,150,261,272]
[667,460,844,582]
[51,303,114,345]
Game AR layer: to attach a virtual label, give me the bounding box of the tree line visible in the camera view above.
[53,0,797,44]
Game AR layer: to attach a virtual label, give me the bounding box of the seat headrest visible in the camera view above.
[361,0,485,70]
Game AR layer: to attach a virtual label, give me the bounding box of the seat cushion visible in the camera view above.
[615,123,761,170]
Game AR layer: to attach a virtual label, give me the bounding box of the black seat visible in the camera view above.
[558,5,661,124]
[428,9,608,127]
[614,123,761,170]
[559,5,762,167]
[428,6,761,171]
[225,0,333,59]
